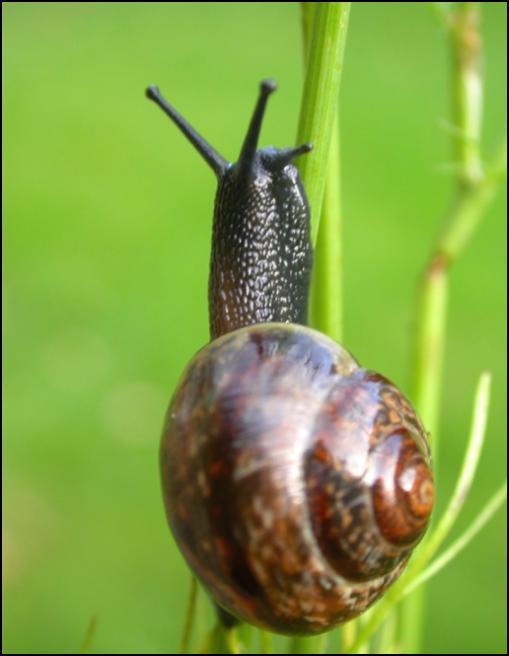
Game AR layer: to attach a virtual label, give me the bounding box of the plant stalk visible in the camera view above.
[296,1,351,246]
[310,121,343,343]
[400,4,489,650]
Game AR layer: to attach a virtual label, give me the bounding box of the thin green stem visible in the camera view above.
[402,122,505,656]
[410,256,448,442]
[79,615,98,654]
[259,629,273,654]
[408,373,491,571]
[226,627,241,654]
[428,2,454,29]
[401,4,493,650]
[402,483,507,597]
[377,612,398,654]
[401,257,448,652]
[349,610,372,654]
[200,623,241,655]
[341,620,357,652]
[409,0,488,489]
[346,584,407,654]
[296,1,351,246]
[180,576,198,653]
[450,2,483,189]
[288,633,329,655]
[437,138,507,260]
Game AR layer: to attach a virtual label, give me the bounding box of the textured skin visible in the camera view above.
[209,150,312,339]
[160,324,434,635]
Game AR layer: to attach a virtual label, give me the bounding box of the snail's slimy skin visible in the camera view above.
[160,324,433,634]
[209,154,311,339]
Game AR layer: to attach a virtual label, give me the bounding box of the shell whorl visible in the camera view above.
[160,324,433,634]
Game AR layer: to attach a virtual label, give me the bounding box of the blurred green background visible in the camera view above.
[3,2,506,654]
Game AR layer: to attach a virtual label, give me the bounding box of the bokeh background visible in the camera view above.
[3,2,506,654]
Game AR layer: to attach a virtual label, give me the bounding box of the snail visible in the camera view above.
[146,80,434,635]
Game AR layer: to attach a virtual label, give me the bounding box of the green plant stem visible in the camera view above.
[429,2,454,28]
[301,1,344,342]
[300,1,314,53]
[347,485,507,656]
[409,254,448,444]
[341,620,357,652]
[200,623,241,655]
[450,2,483,189]
[259,629,273,654]
[377,612,397,654]
[407,373,491,573]
[402,482,507,597]
[296,1,351,246]
[437,137,507,258]
[288,633,329,655]
[310,120,343,342]
[79,615,98,654]
[346,477,507,654]
[401,119,505,656]
[401,3,493,650]
[180,576,198,653]
[354,611,372,654]
[410,0,486,504]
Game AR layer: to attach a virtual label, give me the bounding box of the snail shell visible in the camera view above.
[160,324,433,634]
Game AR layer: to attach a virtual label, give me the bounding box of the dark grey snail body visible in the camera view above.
[147,80,434,635]
[210,148,312,339]
[146,80,312,339]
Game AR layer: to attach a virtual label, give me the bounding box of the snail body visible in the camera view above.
[147,80,434,635]
[146,79,312,339]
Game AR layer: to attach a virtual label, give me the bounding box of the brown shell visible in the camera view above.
[160,324,433,635]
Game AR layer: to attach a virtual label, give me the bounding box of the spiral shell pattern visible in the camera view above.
[160,324,433,634]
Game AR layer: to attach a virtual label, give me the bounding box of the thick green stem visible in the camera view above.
[296,2,351,246]
[301,2,345,343]
[310,120,343,343]
[300,1,314,53]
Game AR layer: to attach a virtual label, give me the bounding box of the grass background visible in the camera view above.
[3,2,506,653]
